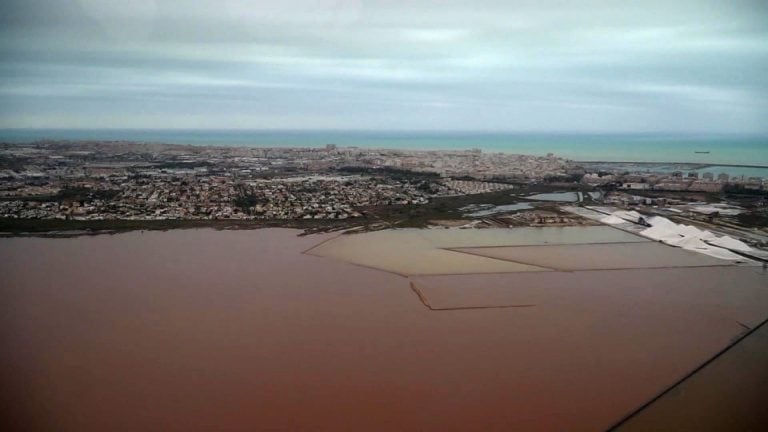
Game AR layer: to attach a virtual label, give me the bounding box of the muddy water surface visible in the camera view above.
[1,229,766,431]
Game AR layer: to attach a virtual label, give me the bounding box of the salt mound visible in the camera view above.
[612,210,643,223]
[647,216,677,229]
[708,236,752,252]
[695,246,746,261]
[600,215,626,225]
[673,236,709,250]
[640,225,682,243]
[638,216,750,262]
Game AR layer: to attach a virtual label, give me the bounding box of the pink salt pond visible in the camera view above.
[1,227,766,431]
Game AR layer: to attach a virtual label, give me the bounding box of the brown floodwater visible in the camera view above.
[1,229,766,431]
[615,320,768,431]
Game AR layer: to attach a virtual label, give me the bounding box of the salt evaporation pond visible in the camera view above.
[2,228,767,431]
[307,226,649,275]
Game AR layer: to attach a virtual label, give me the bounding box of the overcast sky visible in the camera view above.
[1,0,767,132]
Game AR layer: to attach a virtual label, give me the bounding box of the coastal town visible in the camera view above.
[0,141,766,238]
[0,141,564,221]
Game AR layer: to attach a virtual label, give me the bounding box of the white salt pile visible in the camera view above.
[637,215,751,261]
[599,215,626,225]
[708,236,753,252]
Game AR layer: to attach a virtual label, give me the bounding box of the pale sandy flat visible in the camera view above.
[309,235,549,275]
[306,226,648,275]
[419,225,648,248]
[453,242,731,271]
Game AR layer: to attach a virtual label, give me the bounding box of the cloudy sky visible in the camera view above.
[1,0,767,132]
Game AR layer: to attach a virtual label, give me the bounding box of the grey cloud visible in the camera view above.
[1,0,767,132]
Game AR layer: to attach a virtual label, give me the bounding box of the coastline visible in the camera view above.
[2,129,767,166]
[577,161,768,169]
[1,140,765,239]
[0,217,363,238]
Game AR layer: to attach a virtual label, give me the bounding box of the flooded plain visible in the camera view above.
[1,228,767,431]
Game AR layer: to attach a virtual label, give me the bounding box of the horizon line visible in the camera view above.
[1,127,767,137]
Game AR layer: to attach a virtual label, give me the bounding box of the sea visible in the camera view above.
[2,129,767,177]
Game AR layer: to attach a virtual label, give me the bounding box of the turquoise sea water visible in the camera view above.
[2,129,767,168]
